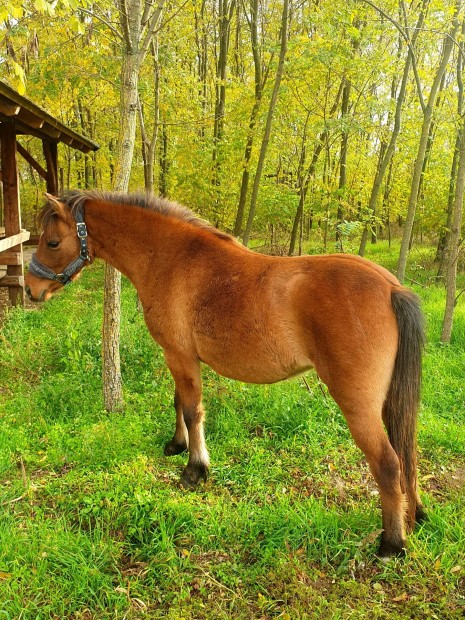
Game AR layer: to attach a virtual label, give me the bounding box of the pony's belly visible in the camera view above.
[199,343,313,384]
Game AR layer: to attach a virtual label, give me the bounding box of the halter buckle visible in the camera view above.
[76,222,87,238]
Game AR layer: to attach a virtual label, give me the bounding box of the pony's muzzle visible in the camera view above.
[25,284,48,303]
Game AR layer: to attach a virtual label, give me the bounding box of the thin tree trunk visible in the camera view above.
[288,80,344,255]
[103,44,140,413]
[437,132,461,277]
[288,113,310,256]
[358,2,427,256]
[140,38,160,194]
[397,5,460,283]
[159,122,169,197]
[193,0,208,137]
[233,0,270,236]
[336,78,350,244]
[103,0,164,412]
[437,18,465,277]
[242,0,289,247]
[212,0,236,220]
[441,122,465,342]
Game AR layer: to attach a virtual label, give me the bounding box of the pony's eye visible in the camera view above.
[47,240,60,249]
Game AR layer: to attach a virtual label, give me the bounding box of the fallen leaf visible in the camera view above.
[392,592,408,602]
[451,565,462,573]
[0,572,11,580]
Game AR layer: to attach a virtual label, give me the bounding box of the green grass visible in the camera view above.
[0,244,464,619]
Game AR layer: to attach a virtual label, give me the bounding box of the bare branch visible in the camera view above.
[77,7,123,41]
[361,0,427,112]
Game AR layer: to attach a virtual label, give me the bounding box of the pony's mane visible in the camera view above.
[39,189,235,242]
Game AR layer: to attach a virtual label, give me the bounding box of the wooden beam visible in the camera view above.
[0,231,30,253]
[0,275,24,287]
[0,122,24,305]
[60,133,74,146]
[0,101,21,116]
[0,251,21,265]
[17,108,45,129]
[16,142,47,180]
[41,122,61,139]
[43,140,58,194]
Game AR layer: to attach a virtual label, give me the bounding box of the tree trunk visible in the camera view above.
[289,80,344,255]
[397,6,460,283]
[103,29,141,412]
[242,0,289,247]
[441,123,465,342]
[233,0,269,236]
[358,2,427,256]
[288,113,310,256]
[437,131,461,277]
[212,0,236,220]
[336,77,350,244]
[194,0,208,138]
[102,0,164,412]
[140,38,160,194]
[436,18,465,278]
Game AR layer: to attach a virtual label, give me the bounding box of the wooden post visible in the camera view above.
[43,140,58,194]
[0,120,24,306]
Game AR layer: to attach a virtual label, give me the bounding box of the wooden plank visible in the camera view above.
[0,251,21,265]
[0,231,30,252]
[0,275,24,287]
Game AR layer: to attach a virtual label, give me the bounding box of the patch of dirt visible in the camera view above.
[422,461,465,498]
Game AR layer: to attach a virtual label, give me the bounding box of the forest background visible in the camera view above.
[2,0,465,309]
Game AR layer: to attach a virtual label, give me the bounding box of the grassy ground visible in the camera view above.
[0,241,464,619]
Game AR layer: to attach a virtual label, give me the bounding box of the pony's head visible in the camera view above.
[25,193,91,302]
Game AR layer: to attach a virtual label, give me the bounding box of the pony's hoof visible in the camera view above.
[415,505,427,524]
[179,464,209,490]
[164,440,187,456]
[377,534,406,559]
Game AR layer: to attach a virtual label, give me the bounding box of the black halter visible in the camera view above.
[28,206,91,286]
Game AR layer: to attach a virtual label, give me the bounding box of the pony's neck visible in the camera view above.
[85,197,182,287]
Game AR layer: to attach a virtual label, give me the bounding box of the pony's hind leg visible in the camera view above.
[164,389,189,456]
[164,350,210,488]
[343,409,406,557]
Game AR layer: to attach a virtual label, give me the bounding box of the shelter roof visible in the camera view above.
[0,80,99,153]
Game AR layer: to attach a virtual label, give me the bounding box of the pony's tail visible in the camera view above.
[383,288,425,530]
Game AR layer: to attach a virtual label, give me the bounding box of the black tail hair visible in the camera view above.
[383,288,425,528]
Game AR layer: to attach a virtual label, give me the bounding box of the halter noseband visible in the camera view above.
[28,205,91,286]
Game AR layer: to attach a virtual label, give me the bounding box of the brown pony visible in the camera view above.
[25,190,425,558]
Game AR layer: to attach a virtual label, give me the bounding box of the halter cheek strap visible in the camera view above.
[28,206,91,286]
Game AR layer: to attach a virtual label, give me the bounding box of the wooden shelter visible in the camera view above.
[0,80,99,306]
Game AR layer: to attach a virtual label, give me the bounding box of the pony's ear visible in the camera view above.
[44,193,66,219]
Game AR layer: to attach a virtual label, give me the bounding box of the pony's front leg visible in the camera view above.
[164,351,210,489]
[164,389,189,456]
